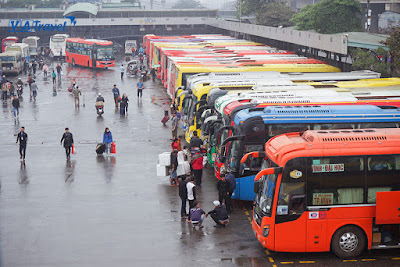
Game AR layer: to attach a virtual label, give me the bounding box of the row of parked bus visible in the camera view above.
[144,34,400,258]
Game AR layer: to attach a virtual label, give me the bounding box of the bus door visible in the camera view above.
[274,158,307,252]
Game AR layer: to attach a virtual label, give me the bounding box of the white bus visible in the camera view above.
[50,34,69,57]
[6,43,30,62]
[125,40,137,55]
[22,36,41,57]
[0,51,22,74]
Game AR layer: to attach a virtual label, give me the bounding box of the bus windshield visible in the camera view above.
[256,173,277,216]
[1,56,15,61]
[97,47,114,60]
[51,37,65,42]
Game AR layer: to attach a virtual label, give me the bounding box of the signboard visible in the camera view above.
[312,163,344,173]
[313,193,334,205]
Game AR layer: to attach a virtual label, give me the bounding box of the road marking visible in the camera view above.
[280,262,294,264]
[343,260,357,262]
[393,257,400,260]
[265,250,271,255]
[299,261,315,263]
[247,217,252,221]
[244,211,249,216]
[273,265,277,267]
[268,257,274,263]
[361,259,375,262]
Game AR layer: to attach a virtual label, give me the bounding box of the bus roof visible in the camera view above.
[66,38,113,46]
[4,36,19,40]
[266,128,400,166]
[234,105,400,126]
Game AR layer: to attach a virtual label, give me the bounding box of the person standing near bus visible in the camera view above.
[32,60,37,75]
[23,59,27,75]
[150,68,156,82]
[120,64,124,79]
[136,78,144,98]
[186,178,196,221]
[191,148,204,186]
[60,127,74,159]
[112,85,120,108]
[217,173,228,205]
[171,112,178,140]
[225,171,236,214]
[56,64,62,80]
[16,126,28,162]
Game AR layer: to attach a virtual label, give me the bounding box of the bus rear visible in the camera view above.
[251,129,400,258]
[2,36,18,52]
[0,51,22,74]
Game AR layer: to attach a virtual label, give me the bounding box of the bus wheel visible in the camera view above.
[331,226,365,259]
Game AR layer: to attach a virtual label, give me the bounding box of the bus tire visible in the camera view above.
[331,225,365,259]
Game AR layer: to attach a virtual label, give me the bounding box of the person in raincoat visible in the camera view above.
[103,127,113,155]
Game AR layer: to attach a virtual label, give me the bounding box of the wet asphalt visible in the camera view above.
[0,57,399,267]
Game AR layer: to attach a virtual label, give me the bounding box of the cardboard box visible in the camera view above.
[156,164,169,177]
[158,152,171,166]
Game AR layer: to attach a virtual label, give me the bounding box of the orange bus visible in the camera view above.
[66,38,115,68]
[247,128,400,258]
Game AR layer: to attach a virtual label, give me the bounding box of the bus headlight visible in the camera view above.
[220,164,225,174]
[262,225,270,237]
[212,153,216,162]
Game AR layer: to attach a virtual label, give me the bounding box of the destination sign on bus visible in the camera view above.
[312,163,344,173]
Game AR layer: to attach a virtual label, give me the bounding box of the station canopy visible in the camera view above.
[63,3,99,17]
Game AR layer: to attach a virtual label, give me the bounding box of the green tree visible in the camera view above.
[172,0,204,9]
[382,27,400,76]
[238,0,275,17]
[291,0,362,34]
[256,2,295,27]
[351,48,391,77]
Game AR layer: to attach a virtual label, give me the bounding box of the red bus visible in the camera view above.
[248,128,400,258]
[2,36,19,52]
[66,38,115,68]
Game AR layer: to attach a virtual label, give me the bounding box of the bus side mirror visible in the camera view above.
[254,180,260,194]
[255,167,282,181]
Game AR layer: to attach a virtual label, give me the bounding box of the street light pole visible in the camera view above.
[239,0,242,25]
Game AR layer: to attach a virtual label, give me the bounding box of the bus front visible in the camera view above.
[50,35,68,57]
[95,44,115,68]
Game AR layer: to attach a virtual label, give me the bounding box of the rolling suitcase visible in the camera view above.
[96,143,106,154]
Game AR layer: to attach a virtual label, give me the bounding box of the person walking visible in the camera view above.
[56,64,62,80]
[121,93,129,114]
[42,63,48,78]
[8,81,15,99]
[206,200,229,227]
[103,127,113,155]
[23,59,28,75]
[136,78,144,98]
[177,135,182,151]
[171,112,178,140]
[225,171,236,213]
[191,148,204,186]
[16,126,28,162]
[150,68,156,82]
[51,70,56,85]
[170,149,179,186]
[72,85,81,107]
[32,60,37,75]
[60,128,74,159]
[217,173,229,205]
[178,177,188,219]
[30,80,38,101]
[27,75,33,92]
[1,81,8,101]
[120,64,125,79]
[12,95,20,118]
[186,177,196,221]
[112,85,120,108]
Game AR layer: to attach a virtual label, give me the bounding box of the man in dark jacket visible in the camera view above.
[217,173,228,205]
[189,131,202,151]
[16,126,28,162]
[60,127,74,159]
[206,200,229,227]
[225,171,236,213]
[12,95,20,118]
[178,177,188,219]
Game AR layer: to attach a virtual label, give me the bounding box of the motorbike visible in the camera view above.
[16,84,23,97]
[96,105,104,116]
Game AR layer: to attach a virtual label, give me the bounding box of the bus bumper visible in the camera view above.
[252,212,275,251]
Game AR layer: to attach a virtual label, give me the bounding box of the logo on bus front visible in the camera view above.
[7,16,76,33]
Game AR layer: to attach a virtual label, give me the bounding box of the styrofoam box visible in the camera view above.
[156,164,169,177]
[158,152,171,166]
[177,151,186,165]
[177,161,190,176]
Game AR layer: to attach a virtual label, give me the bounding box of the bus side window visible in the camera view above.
[277,158,306,215]
[366,155,400,203]
[307,156,365,206]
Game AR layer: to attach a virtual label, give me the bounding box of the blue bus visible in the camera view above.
[221,105,400,201]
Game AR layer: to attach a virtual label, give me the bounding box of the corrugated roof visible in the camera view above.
[63,3,99,16]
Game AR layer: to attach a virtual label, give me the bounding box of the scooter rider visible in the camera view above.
[16,78,23,96]
[95,93,105,113]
